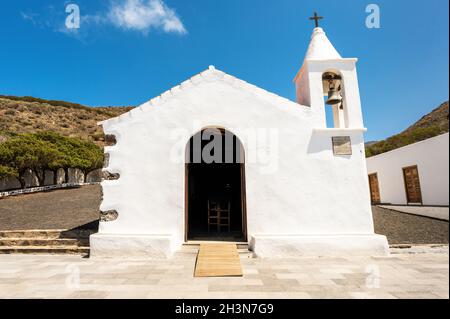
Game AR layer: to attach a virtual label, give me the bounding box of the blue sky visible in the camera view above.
[0,0,448,141]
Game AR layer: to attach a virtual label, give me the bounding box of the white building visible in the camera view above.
[367,133,449,206]
[90,26,389,258]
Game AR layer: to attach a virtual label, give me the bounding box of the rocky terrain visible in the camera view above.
[0,95,133,147]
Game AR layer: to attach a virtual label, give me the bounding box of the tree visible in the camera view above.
[0,134,59,187]
[0,165,17,179]
[35,131,103,182]
[0,132,104,187]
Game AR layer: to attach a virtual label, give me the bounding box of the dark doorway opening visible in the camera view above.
[185,128,247,242]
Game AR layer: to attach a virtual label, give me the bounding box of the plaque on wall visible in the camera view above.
[332,136,352,155]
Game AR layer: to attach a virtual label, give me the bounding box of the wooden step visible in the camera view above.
[194,244,243,277]
[181,246,251,253]
[0,246,90,255]
[180,243,254,258]
[184,241,248,248]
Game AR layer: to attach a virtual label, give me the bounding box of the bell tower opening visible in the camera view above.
[294,20,365,130]
[323,71,346,128]
[185,128,247,242]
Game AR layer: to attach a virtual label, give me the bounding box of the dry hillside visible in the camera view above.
[366,101,449,157]
[0,95,133,146]
[404,101,449,134]
[1,95,448,154]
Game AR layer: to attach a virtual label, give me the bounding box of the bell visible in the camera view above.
[326,88,342,105]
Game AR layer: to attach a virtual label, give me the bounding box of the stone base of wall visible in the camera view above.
[89,234,177,258]
[249,234,390,257]
[90,233,389,259]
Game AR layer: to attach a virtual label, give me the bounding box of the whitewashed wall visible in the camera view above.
[367,133,449,206]
[91,67,388,258]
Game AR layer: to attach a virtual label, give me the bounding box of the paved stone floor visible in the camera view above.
[379,205,449,221]
[0,247,448,299]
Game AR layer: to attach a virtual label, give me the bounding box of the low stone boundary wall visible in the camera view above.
[0,168,102,192]
[0,182,100,199]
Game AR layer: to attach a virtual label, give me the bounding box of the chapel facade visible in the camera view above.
[90,26,389,258]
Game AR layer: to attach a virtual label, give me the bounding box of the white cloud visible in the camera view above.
[20,12,37,25]
[20,0,187,40]
[107,0,187,35]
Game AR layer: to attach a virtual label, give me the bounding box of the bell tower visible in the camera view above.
[294,14,365,129]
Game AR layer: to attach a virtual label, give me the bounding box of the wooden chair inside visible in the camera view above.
[207,200,231,233]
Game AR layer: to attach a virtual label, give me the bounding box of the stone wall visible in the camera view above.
[68,168,85,184]
[86,169,103,183]
[0,168,103,192]
[0,176,21,192]
[23,169,39,188]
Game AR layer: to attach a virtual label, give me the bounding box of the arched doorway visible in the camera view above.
[185,128,247,242]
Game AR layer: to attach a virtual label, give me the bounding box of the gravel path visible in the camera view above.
[373,206,449,245]
[379,205,449,221]
[0,186,448,245]
[0,185,100,231]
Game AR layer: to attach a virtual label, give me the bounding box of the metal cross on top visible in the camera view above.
[309,12,323,28]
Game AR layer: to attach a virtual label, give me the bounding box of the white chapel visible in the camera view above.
[90,25,389,258]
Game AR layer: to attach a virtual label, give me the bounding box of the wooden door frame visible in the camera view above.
[240,163,248,242]
[368,173,381,204]
[402,165,423,206]
[184,163,189,242]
